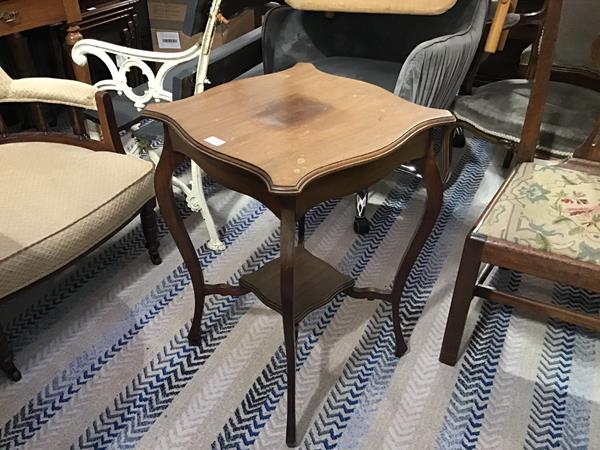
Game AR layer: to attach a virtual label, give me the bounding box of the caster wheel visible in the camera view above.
[353,217,370,235]
[149,252,162,265]
[453,132,466,148]
[2,361,21,382]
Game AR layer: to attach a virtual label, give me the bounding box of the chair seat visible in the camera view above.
[477,162,600,264]
[454,79,600,157]
[313,57,402,92]
[0,142,154,298]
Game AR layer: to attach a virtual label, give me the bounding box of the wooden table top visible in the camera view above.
[144,63,454,194]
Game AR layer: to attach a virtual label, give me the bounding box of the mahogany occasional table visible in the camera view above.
[144,63,454,447]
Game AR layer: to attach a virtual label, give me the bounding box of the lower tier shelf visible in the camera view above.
[239,247,354,323]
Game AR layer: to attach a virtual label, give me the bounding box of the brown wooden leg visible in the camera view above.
[440,124,456,185]
[502,147,515,169]
[439,234,485,366]
[298,214,306,246]
[0,324,21,382]
[140,199,162,265]
[155,133,206,346]
[389,135,443,357]
[280,199,297,447]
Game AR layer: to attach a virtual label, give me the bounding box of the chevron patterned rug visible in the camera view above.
[1,136,599,450]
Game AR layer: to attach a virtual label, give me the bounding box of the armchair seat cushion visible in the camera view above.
[313,57,402,92]
[453,79,600,157]
[0,143,154,298]
[477,162,600,264]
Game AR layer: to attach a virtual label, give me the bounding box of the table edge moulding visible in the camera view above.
[144,63,455,447]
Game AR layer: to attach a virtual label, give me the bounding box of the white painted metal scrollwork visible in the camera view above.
[71,0,226,251]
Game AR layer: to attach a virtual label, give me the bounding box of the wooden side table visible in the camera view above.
[144,63,454,447]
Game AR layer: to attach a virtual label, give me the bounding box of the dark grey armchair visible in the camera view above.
[246,0,489,233]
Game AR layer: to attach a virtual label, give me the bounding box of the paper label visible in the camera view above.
[156,31,181,49]
[204,136,226,146]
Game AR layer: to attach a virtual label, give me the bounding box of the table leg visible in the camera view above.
[389,133,443,357]
[298,214,306,246]
[155,133,207,346]
[280,199,297,447]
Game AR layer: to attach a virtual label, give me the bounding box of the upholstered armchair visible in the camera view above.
[243,0,489,233]
[0,68,160,381]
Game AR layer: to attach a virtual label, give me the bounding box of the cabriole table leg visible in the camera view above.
[154,134,208,346]
[389,133,443,357]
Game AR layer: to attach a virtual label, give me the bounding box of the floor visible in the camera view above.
[1,136,599,449]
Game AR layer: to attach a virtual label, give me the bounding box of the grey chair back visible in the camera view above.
[554,0,600,76]
[262,0,489,108]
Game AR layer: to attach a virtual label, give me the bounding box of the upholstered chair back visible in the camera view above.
[554,0,600,76]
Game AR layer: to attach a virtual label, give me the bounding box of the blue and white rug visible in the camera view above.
[1,137,599,449]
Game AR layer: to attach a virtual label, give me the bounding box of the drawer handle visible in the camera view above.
[0,10,19,24]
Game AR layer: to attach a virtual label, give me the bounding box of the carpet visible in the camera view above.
[1,137,599,450]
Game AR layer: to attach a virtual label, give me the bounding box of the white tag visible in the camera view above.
[204,136,226,146]
[156,31,181,49]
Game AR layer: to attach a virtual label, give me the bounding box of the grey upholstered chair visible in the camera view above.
[448,0,600,168]
[254,0,489,233]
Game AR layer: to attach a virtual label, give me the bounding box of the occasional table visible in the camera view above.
[144,63,454,447]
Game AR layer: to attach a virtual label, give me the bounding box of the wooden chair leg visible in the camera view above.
[0,324,21,382]
[502,147,515,169]
[140,199,162,265]
[439,234,485,366]
[389,136,443,357]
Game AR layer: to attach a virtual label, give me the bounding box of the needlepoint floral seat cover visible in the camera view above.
[477,162,600,264]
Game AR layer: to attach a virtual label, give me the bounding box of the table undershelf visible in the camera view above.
[240,247,354,323]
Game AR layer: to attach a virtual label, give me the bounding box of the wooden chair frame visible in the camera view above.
[0,91,161,381]
[439,0,600,366]
[441,0,600,180]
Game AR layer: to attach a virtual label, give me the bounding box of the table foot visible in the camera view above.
[395,337,408,358]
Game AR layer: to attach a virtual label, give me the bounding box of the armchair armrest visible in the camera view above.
[0,68,98,110]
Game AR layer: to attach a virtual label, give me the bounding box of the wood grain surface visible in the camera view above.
[144,63,454,193]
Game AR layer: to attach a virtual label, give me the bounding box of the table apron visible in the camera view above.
[167,125,431,218]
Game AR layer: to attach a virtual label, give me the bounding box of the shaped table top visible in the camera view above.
[144,63,455,194]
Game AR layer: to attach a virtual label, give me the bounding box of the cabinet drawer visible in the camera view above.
[0,0,68,36]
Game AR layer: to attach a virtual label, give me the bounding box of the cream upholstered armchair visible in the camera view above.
[0,68,161,382]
